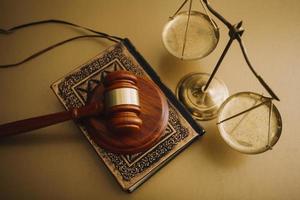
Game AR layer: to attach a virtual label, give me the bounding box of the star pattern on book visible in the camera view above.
[74,60,124,102]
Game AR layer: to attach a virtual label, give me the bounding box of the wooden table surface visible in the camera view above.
[0,0,300,199]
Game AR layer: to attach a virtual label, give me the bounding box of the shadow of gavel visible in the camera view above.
[0,71,142,137]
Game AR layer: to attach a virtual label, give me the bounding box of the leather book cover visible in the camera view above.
[51,39,205,192]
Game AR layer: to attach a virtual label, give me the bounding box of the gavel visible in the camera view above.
[0,70,142,137]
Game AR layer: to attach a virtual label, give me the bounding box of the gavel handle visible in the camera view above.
[0,102,103,137]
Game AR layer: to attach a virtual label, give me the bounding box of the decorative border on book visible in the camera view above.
[57,43,144,109]
[55,43,191,181]
[103,105,188,180]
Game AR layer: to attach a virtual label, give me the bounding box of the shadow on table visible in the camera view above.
[195,119,246,168]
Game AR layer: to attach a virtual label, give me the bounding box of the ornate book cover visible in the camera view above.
[51,39,205,192]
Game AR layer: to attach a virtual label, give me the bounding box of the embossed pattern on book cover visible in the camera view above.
[51,42,199,191]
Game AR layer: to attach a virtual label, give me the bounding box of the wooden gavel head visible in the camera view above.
[86,70,169,154]
[85,70,169,154]
[103,71,142,134]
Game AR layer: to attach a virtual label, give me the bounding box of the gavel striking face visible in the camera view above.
[103,71,142,134]
[0,70,142,137]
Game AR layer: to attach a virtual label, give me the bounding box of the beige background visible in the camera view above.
[0,0,300,199]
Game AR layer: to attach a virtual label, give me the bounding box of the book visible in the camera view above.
[51,38,205,192]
